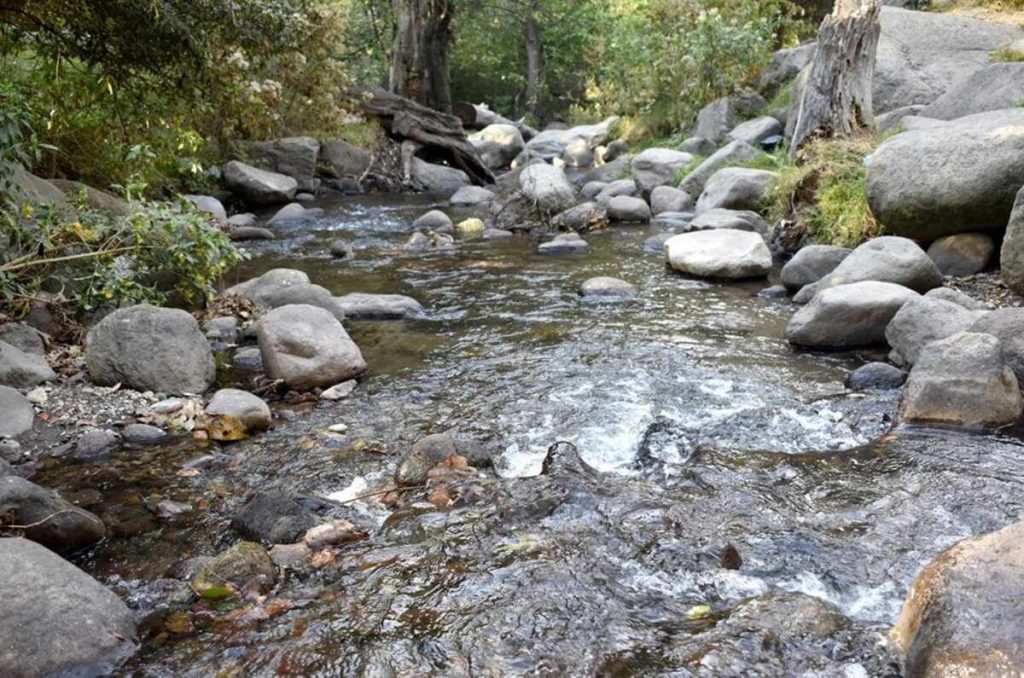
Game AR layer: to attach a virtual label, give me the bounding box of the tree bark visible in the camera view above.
[523,0,545,122]
[389,0,455,113]
[790,0,881,155]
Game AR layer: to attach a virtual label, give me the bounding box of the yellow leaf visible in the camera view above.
[203,413,248,442]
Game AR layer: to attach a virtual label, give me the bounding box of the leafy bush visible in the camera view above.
[0,196,245,316]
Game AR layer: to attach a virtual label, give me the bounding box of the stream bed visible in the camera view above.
[35,194,1024,676]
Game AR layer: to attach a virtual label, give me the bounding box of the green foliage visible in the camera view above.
[0,196,245,315]
[993,46,1024,62]
[0,85,46,198]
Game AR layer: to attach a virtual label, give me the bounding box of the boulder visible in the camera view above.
[0,323,45,356]
[727,117,783,146]
[192,542,277,597]
[780,245,852,291]
[580,277,637,299]
[696,168,776,213]
[329,240,354,260]
[926,233,994,277]
[257,304,366,390]
[1000,185,1024,295]
[0,476,105,552]
[335,293,422,319]
[250,136,320,192]
[665,229,772,280]
[819,236,942,293]
[694,97,737,144]
[866,109,1024,240]
[538,232,589,254]
[320,138,372,178]
[223,160,298,206]
[0,340,55,388]
[231,492,317,544]
[920,63,1024,121]
[50,179,132,216]
[650,186,693,215]
[206,388,272,431]
[410,158,471,196]
[0,386,33,438]
[595,179,639,205]
[268,202,315,225]
[602,139,629,162]
[631,148,693,195]
[5,166,68,210]
[520,163,577,213]
[969,308,1024,385]
[225,269,345,320]
[551,202,608,232]
[395,432,459,486]
[679,140,762,198]
[122,423,167,445]
[900,331,1022,428]
[786,281,920,349]
[229,226,275,241]
[875,105,926,133]
[562,137,594,168]
[581,181,607,200]
[184,195,227,223]
[228,213,258,228]
[846,362,905,391]
[892,520,1024,676]
[678,136,717,157]
[0,539,137,676]
[469,124,526,169]
[606,195,651,222]
[884,297,982,365]
[413,209,454,232]
[759,42,816,95]
[689,208,767,234]
[925,287,987,311]
[85,304,215,394]
[450,185,495,206]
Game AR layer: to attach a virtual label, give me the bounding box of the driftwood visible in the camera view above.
[348,87,494,186]
[454,101,538,140]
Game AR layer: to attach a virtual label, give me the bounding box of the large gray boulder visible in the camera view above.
[0,386,33,438]
[1000,185,1024,295]
[694,98,736,144]
[184,194,227,223]
[650,186,693,215]
[86,304,215,394]
[250,136,320,192]
[606,195,651,223]
[594,179,639,205]
[969,308,1024,386]
[781,245,852,291]
[0,476,106,552]
[449,185,495,206]
[927,233,994,277]
[225,269,345,321]
[665,229,772,280]
[920,63,1024,121]
[696,168,776,213]
[679,140,762,198]
[335,293,422,319]
[901,331,1022,428]
[469,124,525,169]
[689,209,767,235]
[884,296,983,365]
[892,520,1024,676]
[0,539,137,676]
[5,165,68,210]
[223,160,298,206]
[866,109,1024,240]
[786,281,920,349]
[630,148,693,195]
[410,158,471,196]
[759,42,816,95]
[257,304,366,390]
[520,163,577,214]
[51,179,132,216]
[819,236,942,293]
[0,323,45,356]
[320,138,371,178]
[0,340,54,388]
[727,117,782,146]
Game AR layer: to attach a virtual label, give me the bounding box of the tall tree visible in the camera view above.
[790,0,880,154]
[389,0,455,112]
[522,0,545,120]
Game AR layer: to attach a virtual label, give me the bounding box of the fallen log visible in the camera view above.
[347,87,495,186]
[455,101,538,140]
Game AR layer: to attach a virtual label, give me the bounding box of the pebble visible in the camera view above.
[321,380,357,401]
[0,439,21,462]
[328,423,348,434]
[155,500,192,518]
[75,428,121,460]
[25,388,47,405]
[303,520,363,549]
[150,398,186,415]
[123,423,168,444]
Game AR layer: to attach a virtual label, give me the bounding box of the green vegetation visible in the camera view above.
[992,45,1024,61]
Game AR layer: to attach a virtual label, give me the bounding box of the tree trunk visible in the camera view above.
[389,0,455,113]
[523,0,545,122]
[790,0,881,154]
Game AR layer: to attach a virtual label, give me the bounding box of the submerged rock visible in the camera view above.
[232,491,318,544]
[396,432,460,487]
[0,476,106,553]
[192,542,277,597]
[538,232,589,254]
[579,277,637,299]
[846,362,905,391]
[335,293,423,319]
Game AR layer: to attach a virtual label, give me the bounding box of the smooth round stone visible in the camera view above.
[329,240,354,259]
[846,362,906,391]
[232,347,263,370]
[122,423,168,445]
[580,276,637,299]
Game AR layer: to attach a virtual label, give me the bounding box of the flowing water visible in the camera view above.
[35,195,1024,676]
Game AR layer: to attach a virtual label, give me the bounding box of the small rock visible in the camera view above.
[927,232,995,277]
[75,428,121,460]
[0,339,55,388]
[231,492,318,544]
[204,316,239,343]
[580,277,637,299]
[412,209,453,232]
[756,285,788,299]
[122,423,167,445]
[257,304,366,390]
[846,363,905,390]
[456,217,486,234]
[295,192,316,203]
[0,323,46,356]
[328,423,348,434]
[449,186,495,206]
[483,228,514,239]
[191,542,277,598]
[232,347,263,370]
[303,519,365,549]
[229,226,276,241]
[665,229,772,279]
[607,195,652,222]
[0,476,106,552]
[227,213,258,228]
[329,240,354,259]
[25,387,47,405]
[269,542,312,568]
[321,381,357,401]
[396,432,459,487]
[538,232,589,254]
[205,388,272,431]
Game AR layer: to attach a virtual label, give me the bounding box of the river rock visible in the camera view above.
[250,136,319,192]
[969,308,1024,385]
[727,117,783,146]
[650,186,693,215]
[327,240,354,261]
[580,277,636,299]
[205,316,239,343]
[846,362,905,390]
[786,281,920,349]
[320,138,371,178]
[395,432,460,486]
[607,195,651,222]
[320,380,357,401]
[631,148,693,195]
[226,269,345,320]
[192,542,277,597]
[665,229,772,280]
[925,287,987,311]
[819,236,942,293]
[902,331,1022,427]
[469,124,525,169]
[696,168,776,213]
[595,179,639,205]
[413,209,454,232]
[0,476,106,552]
[689,208,767,234]
[643,232,675,254]
[405,231,454,251]
[781,245,852,291]
[229,226,276,241]
[759,42,816,95]
[75,428,121,460]
[450,185,495,206]
[483,228,513,239]
[0,539,137,676]
[185,194,227,223]
[51,179,131,216]
[679,140,762,198]
[892,520,1024,676]
[0,386,33,438]
[538,232,589,254]
[875,105,926,132]
[410,158,471,196]
[257,304,366,390]
[679,136,717,157]
[885,297,982,365]
[0,340,55,388]
[563,137,594,168]
[227,213,258,228]
[520,163,576,213]
[921,63,1024,121]
[223,160,298,206]
[694,97,736,144]
[231,491,318,544]
[581,181,607,200]
[206,389,272,431]
[86,304,215,394]
[866,109,1024,240]
[122,423,167,445]
[335,293,422,319]
[652,211,694,231]
[0,323,45,356]
[926,233,994,277]
[268,202,316,225]
[1000,185,1024,295]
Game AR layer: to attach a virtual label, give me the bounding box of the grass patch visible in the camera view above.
[993,45,1024,61]
[673,156,706,185]
[766,134,882,247]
